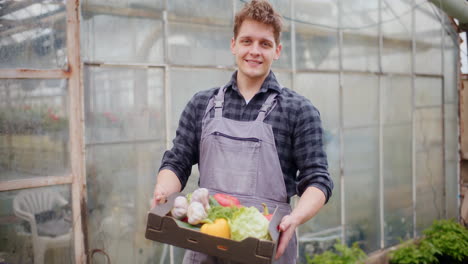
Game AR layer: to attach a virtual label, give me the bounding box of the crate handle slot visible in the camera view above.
[217,245,228,251]
[187,238,198,244]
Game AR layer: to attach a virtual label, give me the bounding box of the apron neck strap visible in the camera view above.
[213,86,226,118]
[256,92,279,122]
[206,86,280,121]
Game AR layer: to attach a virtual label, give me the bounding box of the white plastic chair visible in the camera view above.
[13,189,72,264]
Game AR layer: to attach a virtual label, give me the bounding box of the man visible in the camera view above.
[152,0,333,263]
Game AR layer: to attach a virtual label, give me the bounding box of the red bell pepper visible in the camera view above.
[213,193,241,208]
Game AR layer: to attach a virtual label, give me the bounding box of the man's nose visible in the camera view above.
[249,42,260,55]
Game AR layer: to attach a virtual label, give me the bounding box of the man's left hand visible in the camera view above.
[275,214,299,260]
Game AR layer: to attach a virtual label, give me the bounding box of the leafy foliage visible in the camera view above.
[307,241,367,264]
[390,239,440,264]
[423,219,468,262]
[390,219,468,264]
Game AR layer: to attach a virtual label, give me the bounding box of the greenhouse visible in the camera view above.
[0,0,467,263]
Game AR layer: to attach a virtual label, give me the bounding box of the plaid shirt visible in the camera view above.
[160,71,333,202]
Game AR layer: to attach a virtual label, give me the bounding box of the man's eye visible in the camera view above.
[241,39,251,44]
[262,42,272,47]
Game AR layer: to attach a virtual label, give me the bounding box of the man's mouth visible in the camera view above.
[245,59,262,65]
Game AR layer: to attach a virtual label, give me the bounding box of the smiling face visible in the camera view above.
[231,19,282,83]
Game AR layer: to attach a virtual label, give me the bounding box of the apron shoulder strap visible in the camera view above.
[203,86,226,121]
[256,90,280,122]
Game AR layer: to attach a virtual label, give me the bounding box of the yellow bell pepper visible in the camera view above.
[200,218,230,239]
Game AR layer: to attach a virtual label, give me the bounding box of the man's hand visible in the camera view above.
[275,215,300,259]
[151,183,169,208]
[274,186,327,259]
[151,169,182,209]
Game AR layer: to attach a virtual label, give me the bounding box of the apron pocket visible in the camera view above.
[200,133,260,196]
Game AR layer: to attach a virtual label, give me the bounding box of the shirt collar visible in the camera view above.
[225,70,282,94]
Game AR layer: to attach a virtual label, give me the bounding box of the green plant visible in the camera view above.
[423,219,468,262]
[389,239,440,264]
[389,219,468,264]
[306,241,367,264]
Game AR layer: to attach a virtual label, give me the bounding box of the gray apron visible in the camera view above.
[183,87,297,264]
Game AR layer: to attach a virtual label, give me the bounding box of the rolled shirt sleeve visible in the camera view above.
[293,100,333,203]
[159,94,201,189]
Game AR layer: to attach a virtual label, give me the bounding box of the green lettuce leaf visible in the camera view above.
[230,206,271,241]
[206,205,239,223]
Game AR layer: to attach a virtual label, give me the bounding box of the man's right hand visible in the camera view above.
[151,169,182,209]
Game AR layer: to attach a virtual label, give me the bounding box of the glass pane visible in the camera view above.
[344,127,380,252]
[415,2,442,74]
[169,68,233,136]
[383,124,413,247]
[414,107,443,235]
[295,73,340,129]
[342,0,379,71]
[0,1,67,69]
[169,0,232,24]
[0,185,74,264]
[295,73,341,238]
[0,79,69,180]
[382,75,412,124]
[84,67,165,144]
[275,30,292,69]
[81,1,164,64]
[167,22,233,66]
[381,0,412,73]
[444,103,458,219]
[272,71,292,89]
[444,32,458,103]
[414,107,443,149]
[86,142,165,264]
[343,74,379,128]
[415,77,442,107]
[295,1,339,70]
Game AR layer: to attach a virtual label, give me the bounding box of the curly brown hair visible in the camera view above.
[233,0,283,45]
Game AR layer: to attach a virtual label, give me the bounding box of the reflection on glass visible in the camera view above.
[414,108,443,235]
[295,0,338,70]
[0,1,67,69]
[415,148,444,235]
[343,74,379,128]
[295,26,339,70]
[444,104,458,219]
[383,124,412,247]
[381,0,412,73]
[169,68,233,136]
[295,73,340,128]
[81,2,164,64]
[168,23,233,66]
[415,2,442,74]
[344,127,380,253]
[382,76,412,124]
[0,185,73,264]
[444,34,458,103]
[169,0,231,23]
[296,73,341,256]
[271,71,292,89]
[0,79,69,180]
[275,30,292,69]
[415,77,442,107]
[84,67,165,144]
[341,0,379,71]
[86,143,165,263]
[414,107,442,150]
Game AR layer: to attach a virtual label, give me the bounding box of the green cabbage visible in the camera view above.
[230,206,271,241]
